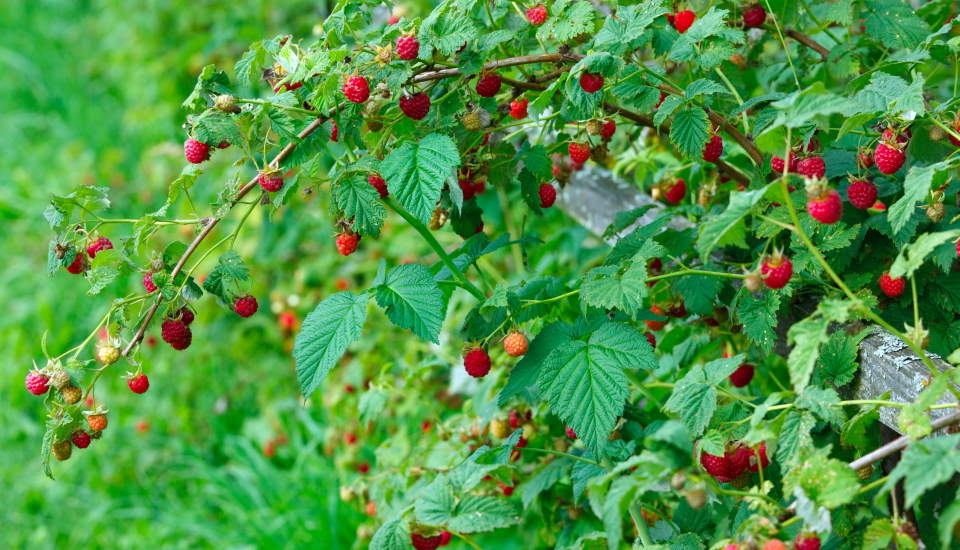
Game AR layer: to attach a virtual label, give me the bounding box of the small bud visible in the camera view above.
[670,472,686,490]
[214,94,241,113]
[685,487,707,509]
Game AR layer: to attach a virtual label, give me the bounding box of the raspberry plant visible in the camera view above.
[32,0,960,548]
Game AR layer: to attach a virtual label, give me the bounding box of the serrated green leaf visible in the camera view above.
[448,496,521,533]
[787,299,853,393]
[697,185,770,259]
[882,434,960,506]
[593,1,668,53]
[536,0,597,44]
[890,230,960,279]
[783,449,860,509]
[775,410,816,468]
[580,263,647,315]
[737,289,780,355]
[381,134,460,224]
[670,107,709,158]
[202,251,249,301]
[864,0,931,50]
[294,291,369,396]
[334,175,386,236]
[888,162,950,234]
[375,264,444,343]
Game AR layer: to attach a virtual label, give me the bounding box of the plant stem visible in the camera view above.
[629,503,654,546]
[647,268,747,282]
[383,197,485,300]
[521,289,580,307]
[714,67,749,133]
[237,98,320,117]
[455,533,484,550]
[515,446,602,466]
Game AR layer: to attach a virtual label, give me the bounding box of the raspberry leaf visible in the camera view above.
[863,0,930,50]
[535,0,596,44]
[782,448,860,509]
[381,133,460,225]
[775,410,817,469]
[593,2,669,54]
[888,162,951,240]
[787,299,854,394]
[418,3,479,57]
[737,291,781,355]
[334,175,386,236]
[191,109,242,147]
[447,496,521,533]
[499,321,573,406]
[697,184,769,260]
[517,168,544,215]
[580,263,647,315]
[669,107,710,159]
[374,264,445,343]
[202,251,249,302]
[294,291,369,396]
[889,230,960,279]
[521,458,570,509]
[370,518,410,550]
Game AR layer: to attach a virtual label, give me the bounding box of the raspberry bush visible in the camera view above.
[31,0,960,548]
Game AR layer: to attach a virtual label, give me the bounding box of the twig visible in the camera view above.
[785,29,830,62]
[848,410,960,471]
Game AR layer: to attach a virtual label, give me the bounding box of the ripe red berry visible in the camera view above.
[599,118,616,140]
[387,14,399,24]
[729,363,754,387]
[807,188,843,224]
[475,74,502,97]
[218,141,230,149]
[357,461,370,474]
[742,4,766,27]
[330,121,338,142]
[184,138,210,164]
[568,142,591,163]
[874,142,905,175]
[368,174,388,198]
[539,183,557,208]
[336,232,360,256]
[645,305,667,331]
[725,446,751,479]
[645,332,657,348]
[344,432,358,445]
[509,97,529,119]
[526,4,547,25]
[878,272,905,297]
[66,253,86,274]
[667,303,687,318]
[761,254,793,289]
[258,171,284,192]
[699,450,733,482]
[178,307,195,325]
[458,179,477,201]
[464,348,491,378]
[234,295,259,317]
[71,430,92,449]
[411,533,444,550]
[702,135,723,162]
[747,442,770,472]
[399,92,431,120]
[161,319,193,350]
[128,374,150,394]
[396,34,420,60]
[504,332,528,357]
[663,179,686,205]
[343,75,369,103]
[857,148,874,169]
[25,370,50,395]
[565,426,577,439]
[671,10,696,33]
[143,272,158,293]
[794,534,821,550]
[87,413,108,432]
[86,237,113,259]
[770,153,795,174]
[847,178,877,209]
[796,156,826,178]
[950,122,960,147]
[579,72,604,93]
[439,531,452,546]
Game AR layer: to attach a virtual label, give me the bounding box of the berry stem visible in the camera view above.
[761,0,802,90]
[713,67,749,133]
[237,98,321,117]
[382,197,485,300]
[454,532,484,550]
[514,446,602,467]
[707,479,784,511]
[628,503,654,546]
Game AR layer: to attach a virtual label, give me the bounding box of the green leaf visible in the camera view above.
[939,487,960,549]
[862,518,895,550]
[775,410,816,468]
[415,477,456,525]
[370,519,410,550]
[668,8,744,63]
[536,0,597,44]
[521,459,571,508]
[192,109,242,147]
[653,95,683,127]
[863,0,931,50]
[697,185,770,259]
[888,162,950,235]
[766,84,856,130]
[787,299,853,393]
[593,1,668,53]
[737,291,780,355]
[518,168,543,216]
[294,291,369,396]
[334,175,386,236]
[684,79,730,100]
[447,496,521,533]
[418,2,480,57]
[375,264,445,343]
[381,134,460,225]
[815,329,867,387]
[882,434,960,506]
[889,230,960,279]
[663,356,740,437]
[669,107,710,158]
[854,72,926,117]
[796,386,845,427]
[234,41,267,87]
[202,251,249,300]
[673,274,723,316]
[499,321,573,406]
[783,449,860,509]
[580,262,648,316]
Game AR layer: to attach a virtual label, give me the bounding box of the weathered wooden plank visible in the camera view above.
[557,167,956,434]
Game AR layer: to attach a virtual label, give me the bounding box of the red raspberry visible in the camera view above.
[874,142,905,174]
[645,305,667,331]
[161,319,193,350]
[368,174,388,198]
[579,72,604,93]
[464,348,491,378]
[747,442,769,472]
[807,188,843,224]
[234,295,259,317]
[796,156,826,178]
[258,171,284,192]
[330,121,338,142]
[411,533,444,550]
[396,34,420,60]
[950,121,960,147]
[509,97,529,119]
[881,127,911,145]
[668,303,687,318]
[847,178,877,209]
[663,179,686,205]
[439,531,452,546]
[498,482,514,496]
[458,179,477,201]
[699,450,733,481]
[143,272,157,293]
[565,426,577,439]
[725,446,751,478]
[702,135,723,162]
[568,142,591,163]
[857,148,874,169]
[128,374,150,394]
[218,141,230,149]
[399,92,431,120]
[794,534,821,550]
[387,14,399,25]
[184,138,210,164]
[504,332,528,357]
[66,253,86,274]
[956,239,960,258]
[645,332,656,348]
[342,75,369,103]
[86,237,113,259]
[742,4,766,27]
[671,10,696,33]
[336,232,360,256]
[599,118,616,140]
[770,153,796,173]
[878,272,905,297]
[526,4,547,25]
[72,430,92,449]
[344,432,357,445]
[761,254,793,289]
[25,370,50,395]
[357,461,370,474]
[729,363,754,387]
[539,183,557,208]
[475,74,502,97]
[178,307,195,325]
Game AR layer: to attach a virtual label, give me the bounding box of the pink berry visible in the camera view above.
[234,295,259,318]
[25,370,50,395]
[128,374,150,394]
[184,138,210,164]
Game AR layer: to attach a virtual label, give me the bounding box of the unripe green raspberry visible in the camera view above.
[97,344,120,365]
[61,385,82,404]
[215,94,240,113]
[49,369,72,390]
